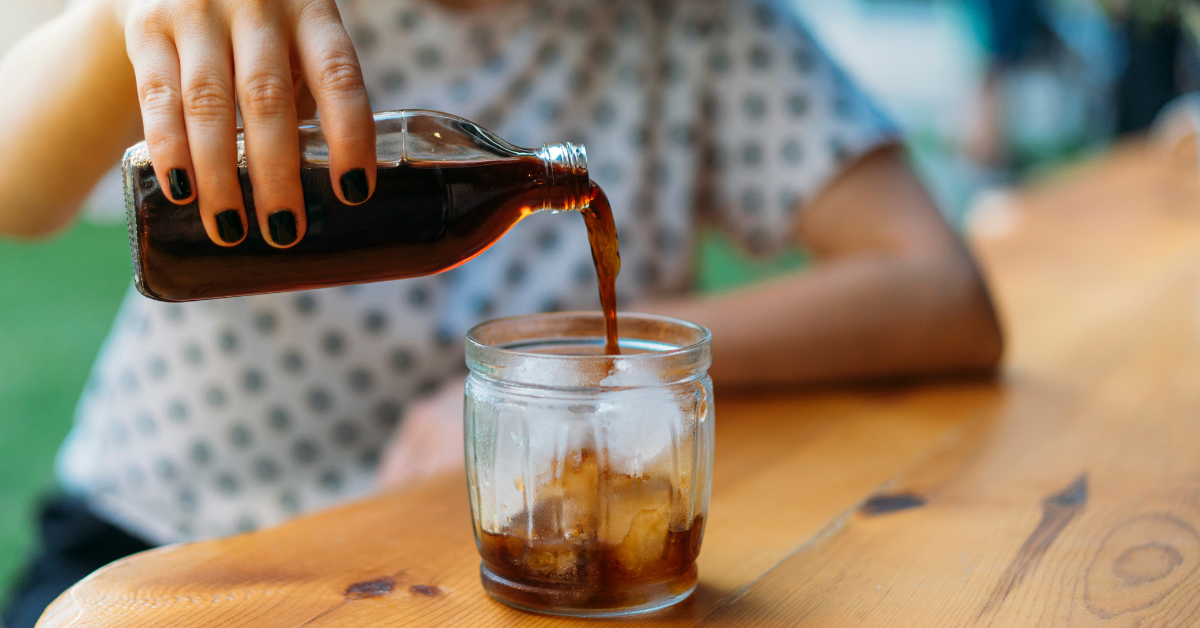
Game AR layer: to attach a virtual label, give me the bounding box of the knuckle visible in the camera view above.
[182,76,235,122]
[295,1,341,27]
[144,133,181,158]
[313,53,365,96]
[139,75,180,113]
[231,0,284,23]
[239,72,294,119]
[128,3,170,35]
[176,0,216,14]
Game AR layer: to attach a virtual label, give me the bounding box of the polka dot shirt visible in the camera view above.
[57,0,898,544]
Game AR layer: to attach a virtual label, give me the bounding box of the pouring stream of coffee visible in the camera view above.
[581,182,621,355]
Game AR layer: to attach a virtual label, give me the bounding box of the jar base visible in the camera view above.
[480,562,698,617]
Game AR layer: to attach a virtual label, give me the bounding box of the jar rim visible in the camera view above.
[465,312,712,389]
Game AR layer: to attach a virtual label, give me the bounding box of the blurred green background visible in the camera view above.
[0,224,132,594]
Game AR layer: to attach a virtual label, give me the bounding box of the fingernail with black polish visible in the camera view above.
[215,210,245,244]
[268,210,298,246]
[340,168,369,204]
[168,168,192,201]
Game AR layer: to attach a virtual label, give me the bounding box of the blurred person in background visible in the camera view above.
[0,1,1002,626]
[1101,0,1200,131]
[971,0,1200,172]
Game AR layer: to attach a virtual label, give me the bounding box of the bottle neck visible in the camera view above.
[537,142,590,213]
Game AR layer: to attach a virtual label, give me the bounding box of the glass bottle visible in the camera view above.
[122,110,590,302]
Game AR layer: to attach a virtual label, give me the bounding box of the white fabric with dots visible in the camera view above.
[57,0,898,545]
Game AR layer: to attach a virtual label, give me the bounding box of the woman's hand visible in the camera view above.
[377,376,467,490]
[117,0,376,247]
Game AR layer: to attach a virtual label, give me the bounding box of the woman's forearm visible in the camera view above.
[0,0,140,238]
[644,147,1003,388]
[643,250,1003,388]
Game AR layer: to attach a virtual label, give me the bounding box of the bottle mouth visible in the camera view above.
[539,142,589,212]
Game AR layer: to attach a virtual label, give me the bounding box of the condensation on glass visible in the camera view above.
[464,312,715,617]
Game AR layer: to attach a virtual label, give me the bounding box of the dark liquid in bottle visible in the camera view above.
[131,159,621,353]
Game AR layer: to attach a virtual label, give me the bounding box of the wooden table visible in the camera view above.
[38,141,1200,627]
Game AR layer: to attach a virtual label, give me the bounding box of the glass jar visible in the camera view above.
[464,312,715,617]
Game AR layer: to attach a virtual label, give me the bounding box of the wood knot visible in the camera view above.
[409,585,441,597]
[1113,542,1184,586]
[860,493,926,516]
[345,578,394,597]
[1084,512,1200,620]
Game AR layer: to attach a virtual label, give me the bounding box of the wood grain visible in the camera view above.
[36,140,1200,626]
[697,141,1200,627]
[37,385,995,628]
